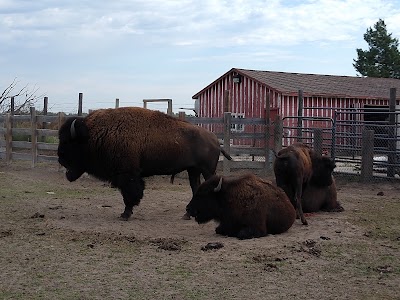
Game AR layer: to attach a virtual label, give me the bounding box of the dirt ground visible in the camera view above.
[0,161,399,300]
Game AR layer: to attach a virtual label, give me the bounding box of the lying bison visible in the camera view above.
[186,174,296,239]
[302,175,344,213]
[57,107,232,220]
[273,143,336,225]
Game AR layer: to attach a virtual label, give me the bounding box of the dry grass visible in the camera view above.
[0,161,399,300]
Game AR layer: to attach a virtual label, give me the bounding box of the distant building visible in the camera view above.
[192,68,400,148]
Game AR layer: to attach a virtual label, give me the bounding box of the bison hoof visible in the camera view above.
[182,212,191,220]
[301,219,308,225]
[120,212,132,221]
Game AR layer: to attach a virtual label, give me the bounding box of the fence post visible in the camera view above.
[58,112,66,171]
[387,88,396,177]
[78,93,83,116]
[264,93,271,175]
[41,96,48,143]
[178,111,186,120]
[5,113,12,163]
[30,107,37,168]
[223,112,231,175]
[167,99,173,116]
[313,128,323,156]
[273,115,283,153]
[297,89,303,142]
[361,129,374,181]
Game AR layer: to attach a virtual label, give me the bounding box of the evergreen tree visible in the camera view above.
[353,19,400,79]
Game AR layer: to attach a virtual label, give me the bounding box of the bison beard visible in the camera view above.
[57,107,232,220]
[273,143,336,225]
[186,174,296,239]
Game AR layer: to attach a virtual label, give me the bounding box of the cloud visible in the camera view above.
[1,0,400,112]
[2,0,399,49]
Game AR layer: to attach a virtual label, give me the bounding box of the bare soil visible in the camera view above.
[0,161,399,300]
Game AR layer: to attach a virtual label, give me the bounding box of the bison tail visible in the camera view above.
[220,148,233,161]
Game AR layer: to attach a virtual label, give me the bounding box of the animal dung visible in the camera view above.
[30,212,45,219]
[201,242,224,251]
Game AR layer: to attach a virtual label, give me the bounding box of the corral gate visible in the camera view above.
[283,107,400,178]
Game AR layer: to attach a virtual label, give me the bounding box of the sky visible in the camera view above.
[1,0,400,114]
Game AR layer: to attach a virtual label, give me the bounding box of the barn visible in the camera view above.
[192,68,400,152]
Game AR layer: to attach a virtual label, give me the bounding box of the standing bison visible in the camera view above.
[186,174,296,239]
[302,176,344,213]
[57,107,232,220]
[273,143,336,225]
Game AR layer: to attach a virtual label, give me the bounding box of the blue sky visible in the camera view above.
[1,0,400,114]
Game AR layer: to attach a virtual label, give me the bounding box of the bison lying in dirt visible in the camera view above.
[186,174,296,239]
[273,143,336,225]
[57,107,231,220]
[302,176,344,213]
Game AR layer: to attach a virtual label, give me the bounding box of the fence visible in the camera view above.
[0,107,64,167]
[1,106,400,181]
[282,107,400,180]
[0,109,283,176]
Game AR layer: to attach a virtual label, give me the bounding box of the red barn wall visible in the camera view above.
[195,71,396,148]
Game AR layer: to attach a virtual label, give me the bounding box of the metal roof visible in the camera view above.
[192,68,400,100]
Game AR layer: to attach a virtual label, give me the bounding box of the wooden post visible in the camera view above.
[178,111,186,120]
[58,112,66,129]
[58,112,66,172]
[264,92,271,174]
[10,96,15,115]
[30,107,37,168]
[361,129,374,181]
[41,96,48,142]
[167,99,173,116]
[313,128,323,156]
[115,98,120,108]
[5,113,12,163]
[10,96,14,130]
[387,88,396,177]
[223,112,231,175]
[78,93,83,116]
[297,89,303,142]
[273,115,283,153]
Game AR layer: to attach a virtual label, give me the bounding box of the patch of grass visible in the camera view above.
[347,197,400,241]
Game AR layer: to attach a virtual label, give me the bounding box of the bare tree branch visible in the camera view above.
[1,79,45,114]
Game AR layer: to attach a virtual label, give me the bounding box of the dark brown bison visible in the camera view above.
[273,143,336,225]
[302,176,344,213]
[186,174,296,239]
[57,107,232,220]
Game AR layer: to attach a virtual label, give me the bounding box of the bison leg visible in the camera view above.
[182,168,202,220]
[296,184,308,225]
[115,175,145,220]
[215,223,241,237]
[237,227,266,240]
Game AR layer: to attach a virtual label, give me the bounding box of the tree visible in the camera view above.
[353,19,400,79]
[0,78,44,114]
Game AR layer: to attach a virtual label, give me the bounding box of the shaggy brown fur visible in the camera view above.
[186,174,296,239]
[58,107,232,220]
[302,176,344,213]
[273,143,336,225]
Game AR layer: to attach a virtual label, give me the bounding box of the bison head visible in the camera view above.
[58,117,90,182]
[310,156,336,186]
[186,175,223,224]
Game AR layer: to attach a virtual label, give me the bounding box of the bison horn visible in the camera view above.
[70,119,77,139]
[214,177,223,192]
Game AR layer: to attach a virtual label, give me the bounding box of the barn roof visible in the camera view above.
[192,68,400,100]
